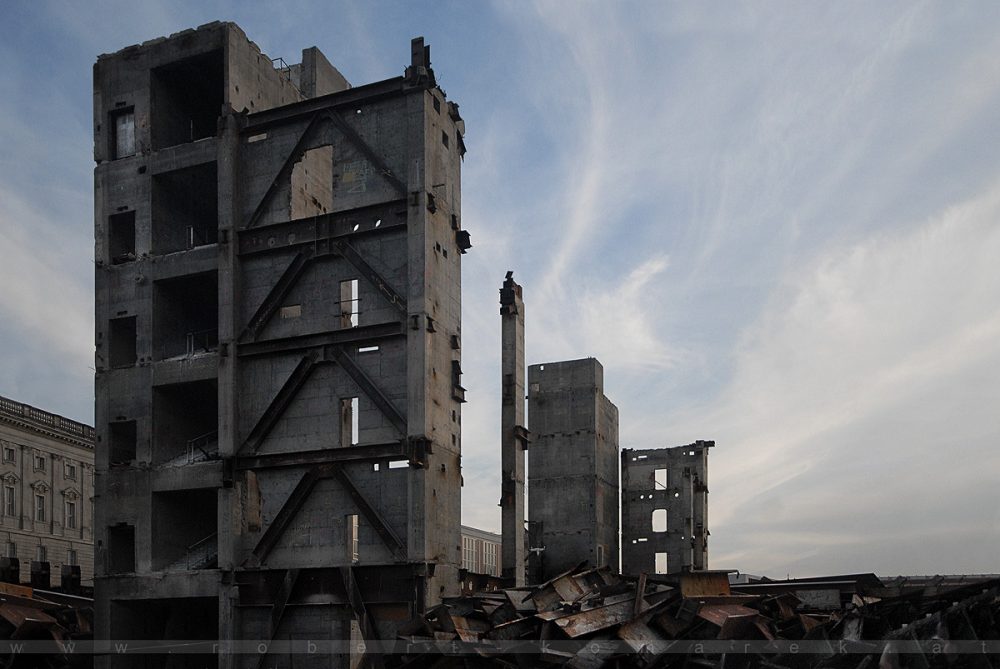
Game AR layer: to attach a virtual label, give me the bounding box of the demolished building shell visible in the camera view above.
[622,442,711,576]
[93,21,468,668]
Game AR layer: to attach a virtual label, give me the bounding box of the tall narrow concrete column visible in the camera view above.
[499,271,526,585]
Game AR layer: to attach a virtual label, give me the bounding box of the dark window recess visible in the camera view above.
[107,524,136,574]
[152,379,218,465]
[108,211,136,264]
[151,162,218,254]
[109,420,137,466]
[112,598,218,669]
[151,50,224,150]
[152,272,218,360]
[108,316,137,368]
[110,108,135,159]
[151,489,217,571]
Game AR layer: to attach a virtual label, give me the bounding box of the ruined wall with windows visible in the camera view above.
[621,441,712,576]
[0,395,94,589]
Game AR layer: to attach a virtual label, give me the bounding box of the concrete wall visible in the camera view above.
[527,358,619,580]
[620,441,711,575]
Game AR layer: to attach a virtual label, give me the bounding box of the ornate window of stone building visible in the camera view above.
[67,548,77,565]
[1,444,14,463]
[62,488,80,530]
[34,495,45,522]
[65,501,77,529]
[33,453,46,472]
[64,461,77,480]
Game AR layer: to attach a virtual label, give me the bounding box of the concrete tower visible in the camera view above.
[499,272,526,585]
[93,22,469,668]
[527,358,619,581]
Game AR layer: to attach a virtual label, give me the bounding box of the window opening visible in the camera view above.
[3,486,15,516]
[655,552,668,574]
[652,509,667,533]
[339,279,359,328]
[346,514,359,563]
[111,108,135,159]
[35,495,46,522]
[109,211,136,264]
[340,397,359,447]
[108,316,137,368]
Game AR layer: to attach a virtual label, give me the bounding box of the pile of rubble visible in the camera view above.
[0,582,92,668]
[389,566,1000,668]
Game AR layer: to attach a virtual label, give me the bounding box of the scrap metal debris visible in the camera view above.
[387,567,1000,668]
[0,582,93,668]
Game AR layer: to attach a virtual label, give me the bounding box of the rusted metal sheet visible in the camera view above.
[450,614,489,643]
[484,616,536,641]
[680,570,732,598]
[617,619,673,655]
[0,603,58,628]
[553,598,636,637]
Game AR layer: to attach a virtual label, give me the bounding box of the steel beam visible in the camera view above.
[237,201,407,257]
[237,321,404,359]
[328,346,407,436]
[244,77,409,133]
[247,465,330,567]
[246,112,327,229]
[240,249,315,342]
[324,111,407,196]
[340,566,385,669]
[331,466,406,561]
[242,352,320,454]
[233,441,411,471]
[335,238,408,316]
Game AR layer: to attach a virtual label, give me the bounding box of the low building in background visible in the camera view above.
[461,525,501,577]
[0,395,94,590]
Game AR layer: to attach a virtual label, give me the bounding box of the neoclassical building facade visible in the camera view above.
[0,395,94,587]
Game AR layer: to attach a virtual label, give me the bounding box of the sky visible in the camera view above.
[1,1,999,578]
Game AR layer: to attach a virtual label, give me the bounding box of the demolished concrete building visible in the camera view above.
[93,21,468,667]
[622,441,712,576]
[527,358,620,582]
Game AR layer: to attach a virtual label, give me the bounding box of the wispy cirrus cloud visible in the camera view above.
[669,179,1000,574]
[3,1,1000,575]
